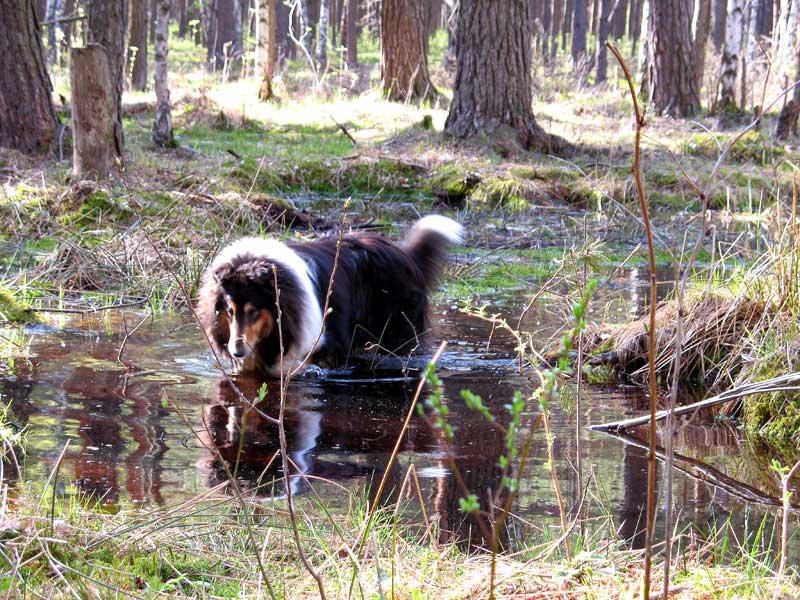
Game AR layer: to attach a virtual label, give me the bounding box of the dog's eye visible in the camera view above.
[245,306,259,319]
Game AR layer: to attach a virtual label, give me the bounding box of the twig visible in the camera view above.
[608,42,659,600]
[117,312,151,363]
[777,459,800,582]
[329,114,358,146]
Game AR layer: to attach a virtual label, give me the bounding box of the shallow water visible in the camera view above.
[1,269,798,558]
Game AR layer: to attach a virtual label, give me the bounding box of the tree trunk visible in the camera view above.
[231,0,243,77]
[742,0,761,109]
[46,0,58,64]
[716,0,744,112]
[693,0,712,94]
[541,0,551,55]
[86,0,127,159]
[381,0,437,102]
[317,0,329,69]
[444,0,569,152]
[301,0,319,55]
[149,0,157,43]
[128,0,148,91]
[258,0,277,100]
[629,0,643,57]
[563,0,574,51]
[572,0,588,64]
[208,0,239,74]
[71,44,120,176]
[594,0,612,84]
[0,0,60,155]
[344,0,358,66]
[61,0,75,64]
[757,0,773,36]
[712,0,727,49]
[153,0,175,147]
[178,0,188,37]
[776,45,800,139]
[610,0,628,38]
[644,0,700,116]
[550,0,564,59]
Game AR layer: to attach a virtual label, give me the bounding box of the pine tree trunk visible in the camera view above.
[71,44,120,176]
[208,0,239,74]
[258,0,277,100]
[644,0,700,116]
[86,0,128,159]
[563,0,574,51]
[46,0,58,64]
[610,0,627,38]
[61,0,75,64]
[594,0,612,84]
[149,0,157,43]
[716,0,744,112]
[0,0,60,154]
[153,0,175,147]
[129,0,148,91]
[713,0,727,50]
[776,41,800,139]
[344,0,358,66]
[629,0,643,57]
[693,0,713,93]
[177,0,188,37]
[550,0,564,59]
[317,0,329,69]
[381,0,436,102]
[444,0,570,152]
[572,0,589,64]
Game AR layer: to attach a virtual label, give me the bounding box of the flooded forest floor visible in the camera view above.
[2,42,800,598]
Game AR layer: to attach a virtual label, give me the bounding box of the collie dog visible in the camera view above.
[197,215,463,374]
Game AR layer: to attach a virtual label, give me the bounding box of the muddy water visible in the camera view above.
[1,272,798,558]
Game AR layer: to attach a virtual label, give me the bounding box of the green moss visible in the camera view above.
[428,165,481,204]
[0,285,36,324]
[471,177,530,210]
[228,157,283,193]
[60,190,132,228]
[684,130,784,166]
[510,166,579,183]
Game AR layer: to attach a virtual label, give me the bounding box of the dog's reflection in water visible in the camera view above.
[197,372,415,500]
[198,370,511,548]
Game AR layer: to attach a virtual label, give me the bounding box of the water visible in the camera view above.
[1,272,797,557]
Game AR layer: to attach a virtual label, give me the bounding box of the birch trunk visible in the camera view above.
[153,0,175,147]
[716,0,744,111]
[317,0,329,69]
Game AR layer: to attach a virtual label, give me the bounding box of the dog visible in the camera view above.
[197,215,463,374]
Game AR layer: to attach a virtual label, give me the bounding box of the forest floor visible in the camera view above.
[2,33,800,598]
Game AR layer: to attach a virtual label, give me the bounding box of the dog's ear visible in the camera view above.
[197,268,231,357]
[250,260,278,287]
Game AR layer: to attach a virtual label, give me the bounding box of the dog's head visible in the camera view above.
[197,257,279,362]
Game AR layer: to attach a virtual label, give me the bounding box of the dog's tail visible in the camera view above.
[404,215,464,288]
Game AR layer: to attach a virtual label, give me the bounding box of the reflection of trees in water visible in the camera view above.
[61,366,169,505]
[200,372,514,549]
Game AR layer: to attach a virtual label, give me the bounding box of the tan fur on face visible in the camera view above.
[243,307,273,349]
[227,301,273,358]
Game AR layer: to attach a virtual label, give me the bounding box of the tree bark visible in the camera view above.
[71,44,120,176]
[572,0,589,65]
[381,0,437,102]
[563,0,574,51]
[776,41,800,139]
[208,0,240,75]
[128,0,148,91]
[46,0,58,64]
[629,0,643,57]
[344,0,358,66]
[258,0,277,100]
[60,0,76,64]
[317,0,329,69]
[712,0,727,49]
[644,0,701,116]
[86,0,128,159]
[716,0,744,112]
[153,0,175,148]
[594,0,612,84]
[444,0,570,152]
[550,0,564,59]
[0,0,60,155]
[611,0,628,38]
[149,0,157,43]
[693,0,713,94]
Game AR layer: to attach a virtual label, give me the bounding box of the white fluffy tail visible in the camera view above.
[404,215,464,287]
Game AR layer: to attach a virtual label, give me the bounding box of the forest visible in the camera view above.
[1,0,800,598]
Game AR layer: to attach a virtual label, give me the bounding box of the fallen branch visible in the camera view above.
[589,372,800,433]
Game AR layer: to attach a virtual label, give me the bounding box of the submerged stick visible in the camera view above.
[589,372,800,433]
